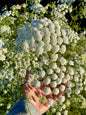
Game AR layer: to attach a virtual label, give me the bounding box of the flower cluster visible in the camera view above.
[29,0,41,5]
[0,38,7,61]
[15,17,80,105]
[0,25,11,35]
[0,1,86,115]
[57,0,75,5]
[29,3,46,14]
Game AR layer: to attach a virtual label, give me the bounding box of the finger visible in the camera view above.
[25,70,31,80]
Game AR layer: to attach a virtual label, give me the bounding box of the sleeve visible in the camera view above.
[7,97,41,115]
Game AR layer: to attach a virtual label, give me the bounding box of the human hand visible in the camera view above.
[23,70,69,115]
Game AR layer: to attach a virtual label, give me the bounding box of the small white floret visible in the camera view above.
[43,77,51,85]
[51,74,58,80]
[44,87,51,95]
[50,81,57,88]
[59,85,65,92]
[53,88,59,95]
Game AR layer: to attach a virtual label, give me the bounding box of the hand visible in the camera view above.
[23,70,69,115]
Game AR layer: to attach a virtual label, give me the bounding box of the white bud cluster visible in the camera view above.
[47,99,54,106]
[59,85,65,92]
[44,87,51,95]
[50,81,57,88]
[53,88,59,95]
[51,74,58,80]
[43,77,51,85]
[32,80,41,88]
[56,78,62,85]
[58,96,65,103]
[59,57,67,65]
[47,69,53,75]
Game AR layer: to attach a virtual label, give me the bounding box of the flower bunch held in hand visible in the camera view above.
[15,17,80,105]
[23,70,69,114]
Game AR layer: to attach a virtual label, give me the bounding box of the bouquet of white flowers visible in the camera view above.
[15,17,80,104]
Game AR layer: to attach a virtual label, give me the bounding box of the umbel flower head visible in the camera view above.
[15,17,80,104]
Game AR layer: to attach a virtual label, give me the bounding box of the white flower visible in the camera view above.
[75,88,81,94]
[53,88,59,95]
[47,99,54,106]
[1,25,11,34]
[68,68,74,75]
[32,80,41,88]
[0,55,6,61]
[56,112,61,115]
[22,40,29,51]
[44,36,50,43]
[56,78,62,85]
[1,85,4,89]
[36,46,44,56]
[62,78,68,84]
[54,67,60,73]
[34,31,42,41]
[58,96,65,103]
[59,72,64,78]
[79,67,85,74]
[43,77,51,85]
[62,104,66,109]
[52,45,60,53]
[30,37,36,48]
[39,70,45,78]
[30,3,45,14]
[7,84,11,88]
[59,57,67,65]
[66,99,70,106]
[57,37,63,45]
[47,69,53,74]
[3,48,7,53]
[61,66,66,72]
[41,56,48,64]
[44,44,52,51]
[56,29,61,37]
[66,88,72,94]
[12,89,15,93]
[51,108,56,113]
[51,74,58,80]
[51,54,58,61]
[50,81,57,88]
[22,3,27,8]
[67,81,72,87]
[51,33,57,39]
[51,63,57,69]
[63,37,69,44]
[59,45,66,54]
[59,85,65,92]
[64,110,68,115]
[65,74,70,80]
[4,79,7,84]
[74,75,79,82]
[51,38,58,46]
[7,104,11,109]
[68,60,74,65]
[54,21,60,29]
[44,87,51,95]
[3,89,7,94]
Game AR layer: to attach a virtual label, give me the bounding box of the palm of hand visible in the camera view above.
[23,70,69,115]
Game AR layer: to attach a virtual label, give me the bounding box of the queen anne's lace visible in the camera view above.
[15,17,81,104]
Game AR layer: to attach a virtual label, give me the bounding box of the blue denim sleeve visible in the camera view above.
[7,97,41,115]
